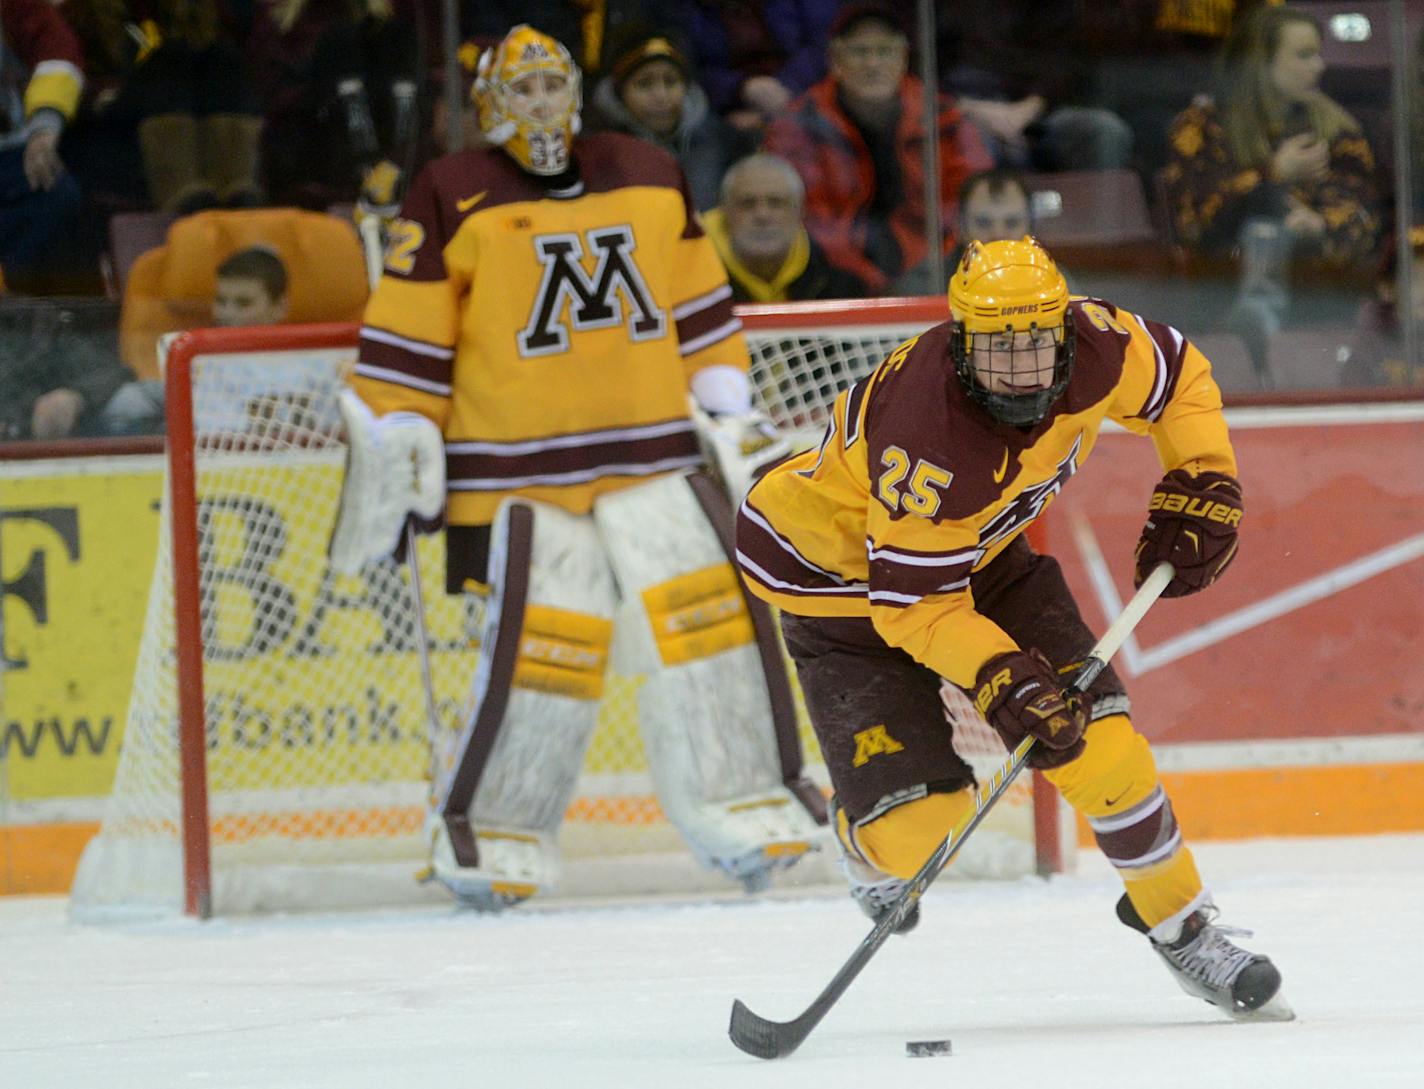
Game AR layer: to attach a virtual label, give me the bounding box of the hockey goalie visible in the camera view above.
[327,24,823,910]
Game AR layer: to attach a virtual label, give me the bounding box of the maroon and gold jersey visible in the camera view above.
[351,131,748,525]
[736,297,1237,688]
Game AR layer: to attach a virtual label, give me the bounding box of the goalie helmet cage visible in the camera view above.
[69,301,1074,921]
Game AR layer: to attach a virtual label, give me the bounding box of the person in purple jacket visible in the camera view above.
[676,0,843,134]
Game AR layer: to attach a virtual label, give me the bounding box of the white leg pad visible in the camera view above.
[429,499,617,907]
[595,474,822,890]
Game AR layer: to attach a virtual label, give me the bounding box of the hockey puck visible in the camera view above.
[905,1039,952,1057]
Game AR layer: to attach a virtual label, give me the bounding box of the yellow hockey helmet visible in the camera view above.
[473,25,582,176]
[947,237,1074,426]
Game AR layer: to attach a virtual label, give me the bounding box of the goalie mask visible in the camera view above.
[948,237,1074,427]
[474,25,583,176]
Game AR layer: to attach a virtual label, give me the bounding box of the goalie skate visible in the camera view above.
[1117,894,1294,1022]
[419,817,558,912]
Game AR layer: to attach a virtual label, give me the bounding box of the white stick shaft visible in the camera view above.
[1088,560,1173,668]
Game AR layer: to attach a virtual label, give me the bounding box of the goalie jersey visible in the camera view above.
[736,298,1238,688]
[351,131,750,526]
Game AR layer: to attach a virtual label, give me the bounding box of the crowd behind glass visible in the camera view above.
[2,0,1421,444]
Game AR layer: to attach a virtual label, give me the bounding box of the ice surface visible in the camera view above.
[3,835,1421,1088]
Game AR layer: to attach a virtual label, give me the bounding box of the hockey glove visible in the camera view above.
[972,649,1089,770]
[1135,469,1243,597]
[689,401,792,505]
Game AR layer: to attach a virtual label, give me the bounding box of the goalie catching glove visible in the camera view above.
[1135,469,1243,597]
[972,648,1089,770]
[329,389,445,575]
[689,400,792,505]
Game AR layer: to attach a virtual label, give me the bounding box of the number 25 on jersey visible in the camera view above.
[877,446,953,517]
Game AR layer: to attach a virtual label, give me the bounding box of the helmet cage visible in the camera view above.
[951,319,1076,426]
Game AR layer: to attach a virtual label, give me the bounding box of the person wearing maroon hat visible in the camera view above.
[762,2,991,295]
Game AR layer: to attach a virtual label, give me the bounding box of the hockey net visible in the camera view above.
[70,301,1072,919]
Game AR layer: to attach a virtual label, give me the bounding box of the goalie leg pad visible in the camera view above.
[428,498,616,907]
[594,472,823,891]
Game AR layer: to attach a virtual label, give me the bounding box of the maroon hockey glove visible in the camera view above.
[1135,470,1243,597]
[972,649,1089,770]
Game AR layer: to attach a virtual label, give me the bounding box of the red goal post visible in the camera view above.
[69,301,1073,921]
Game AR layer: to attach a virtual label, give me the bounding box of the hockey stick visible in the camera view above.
[728,560,1176,1059]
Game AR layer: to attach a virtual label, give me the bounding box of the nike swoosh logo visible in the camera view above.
[993,449,1009,483]
[1104,789,1130,807]
[456,190,487,213]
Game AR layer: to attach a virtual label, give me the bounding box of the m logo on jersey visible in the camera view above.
[979,433,1083,550]
[518,226,667,356]
[851,725,905,767]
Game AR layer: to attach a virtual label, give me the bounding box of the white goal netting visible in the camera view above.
[71,305,1058,919]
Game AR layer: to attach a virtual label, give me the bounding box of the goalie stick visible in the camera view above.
[727,561,1176,1060]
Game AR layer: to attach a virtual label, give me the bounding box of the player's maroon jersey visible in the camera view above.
[736,297,1236,687]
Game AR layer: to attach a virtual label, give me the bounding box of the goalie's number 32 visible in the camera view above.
[877,445,952,517]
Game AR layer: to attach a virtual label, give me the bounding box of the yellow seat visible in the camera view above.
[120,208,368,379]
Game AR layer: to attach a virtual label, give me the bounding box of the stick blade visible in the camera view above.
[728,999,806,1060]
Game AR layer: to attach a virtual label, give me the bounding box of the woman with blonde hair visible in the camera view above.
[1163,4,1380,269]
[1162,5,1381,384]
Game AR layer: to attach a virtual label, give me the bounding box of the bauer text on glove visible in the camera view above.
[972,649,1090,770]
[1134,469,1242,597]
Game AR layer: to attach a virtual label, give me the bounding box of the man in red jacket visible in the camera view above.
[763,2,990,295]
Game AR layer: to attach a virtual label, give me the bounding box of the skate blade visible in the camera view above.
[1228,990,1295,1023]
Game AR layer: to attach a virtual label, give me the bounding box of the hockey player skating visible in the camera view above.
[328,25,823,910]
[735,238,1292,1021]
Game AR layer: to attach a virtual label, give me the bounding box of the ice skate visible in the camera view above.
[1118,894,1294,1021]
[829,798,918,934]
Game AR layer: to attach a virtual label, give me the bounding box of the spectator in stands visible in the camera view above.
[1341,229,1424,389]
[212,246,290,328]
[246,1,427,213]
[938,1,1132,171]
[675,0,842,135]
[704,152,866,302]
[1,0,86,294]
[1081,0,1279,178]
[586,26,743,212]
[763,2,992,297]
[1,299,134,440]
[957,168,1033,248]
[59,1,264,214]
[1161,5,1380,383]
[101,244,295,436]
[896,167,1037,296]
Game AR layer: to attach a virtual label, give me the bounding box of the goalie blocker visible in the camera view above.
[422,472,825,909]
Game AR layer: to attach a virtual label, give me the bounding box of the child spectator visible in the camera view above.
[762,2,992,296]
[1,0,85,294]
[212,246,289,327]
[703,152,865,302]
[586,25,743,211]
[100,244,296,435]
